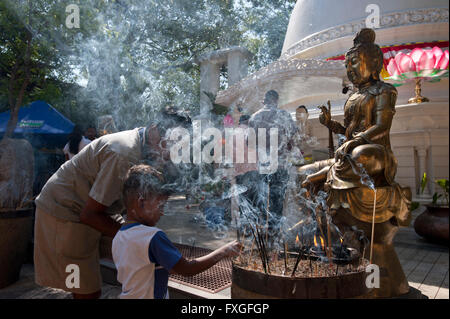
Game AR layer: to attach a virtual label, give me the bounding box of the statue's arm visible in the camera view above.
[328,120,346,135]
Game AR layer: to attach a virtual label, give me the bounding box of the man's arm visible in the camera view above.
[79,196,122,237]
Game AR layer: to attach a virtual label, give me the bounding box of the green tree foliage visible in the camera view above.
[1,0,296,131]
[0,0,101,132]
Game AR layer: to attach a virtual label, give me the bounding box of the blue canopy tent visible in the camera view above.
[0,100,74,149]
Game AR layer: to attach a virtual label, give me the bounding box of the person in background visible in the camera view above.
[295,106,312,137]
[234,114,259,236]
[63,125,92,161]
[247,90,297,229]
[84,126,98,141]
[292,105,317,164]
[112,164,241,299]
[234,115,257,177]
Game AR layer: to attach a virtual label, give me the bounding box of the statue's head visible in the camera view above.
[345,28,383,87]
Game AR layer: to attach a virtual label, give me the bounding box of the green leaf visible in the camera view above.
[432,193,442,205]
[410,202,420,211]
[435,179,449,192]
[420,172,427,194]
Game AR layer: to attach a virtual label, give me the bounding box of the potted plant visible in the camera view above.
[413,173,449,245]
[0,137,35,288]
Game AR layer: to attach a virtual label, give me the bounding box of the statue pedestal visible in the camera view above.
[333,209,410,298]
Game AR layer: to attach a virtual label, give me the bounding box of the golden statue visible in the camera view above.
[299,28,412,298]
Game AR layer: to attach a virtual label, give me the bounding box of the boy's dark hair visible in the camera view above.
[123,165,173,206]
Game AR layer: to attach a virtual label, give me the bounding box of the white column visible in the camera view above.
[227,50,249,86]
[199,61,221,119]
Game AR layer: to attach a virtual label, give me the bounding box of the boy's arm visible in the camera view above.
[171,241,241,276]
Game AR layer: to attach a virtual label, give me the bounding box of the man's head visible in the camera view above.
[123,164,172,226]
[145,109,192,162]
[84,126,97,141]
[263,90,279,108]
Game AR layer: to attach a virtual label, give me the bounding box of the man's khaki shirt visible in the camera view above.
[36,129,142,222]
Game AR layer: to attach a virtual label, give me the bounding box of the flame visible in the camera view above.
[313,235,318,247]
[320,236,325,251]
[295,234,300,246]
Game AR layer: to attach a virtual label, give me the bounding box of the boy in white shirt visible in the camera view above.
[112,164,241,299]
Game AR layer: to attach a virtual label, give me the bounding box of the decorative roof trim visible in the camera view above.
[215,59,346,105]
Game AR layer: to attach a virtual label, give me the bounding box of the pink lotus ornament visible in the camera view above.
[386,47,449,103]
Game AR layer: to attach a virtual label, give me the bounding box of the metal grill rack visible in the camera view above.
[170,243,232,294]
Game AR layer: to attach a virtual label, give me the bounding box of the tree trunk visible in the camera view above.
[3,34,31,139]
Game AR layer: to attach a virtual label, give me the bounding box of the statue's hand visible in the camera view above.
[318,105,331,127]
[301,177,312,189]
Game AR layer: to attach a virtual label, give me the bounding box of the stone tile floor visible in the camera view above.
[0,201,447,299]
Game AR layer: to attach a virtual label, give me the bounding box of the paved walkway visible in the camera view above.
[0,200,447,299]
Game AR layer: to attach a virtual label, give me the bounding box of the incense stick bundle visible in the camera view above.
[288,220,304,232]
[327,219,333,268]
[315,211,327,245]
[369,189,377,264]
[284,241,288,273]
[266,183,270,245]
[256,225,270,273]
[188,239,196,260]
[250,224,270,274]
[248,237,255,265]
[249,226,266,273]
[291,247,304,277]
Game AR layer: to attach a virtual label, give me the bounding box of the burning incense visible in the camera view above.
[326,218,333,268]
[258,226,271,273]
[248,237,255,265]
[252,224,270,274]
[288,220,304,232]
[238,230,246,263]
[369,189,377,264]
[284,241,288,274]
[266,183,270,245]
[315,211,327,245]
[250,226,266,273]
[188,239,196,260]
[291,247,304,277]
[272,250,278,266]
[360,244,367,270]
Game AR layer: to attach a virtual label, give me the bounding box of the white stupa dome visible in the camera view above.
[282,0,449,60]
